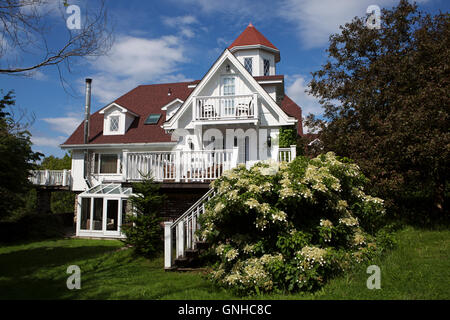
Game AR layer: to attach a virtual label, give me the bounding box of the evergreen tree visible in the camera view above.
[121,175,166,258]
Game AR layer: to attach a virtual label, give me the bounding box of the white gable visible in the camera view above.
[162,49,296,131]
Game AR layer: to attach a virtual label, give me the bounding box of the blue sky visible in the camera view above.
[0,0,447,158]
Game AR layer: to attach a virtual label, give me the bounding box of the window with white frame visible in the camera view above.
[110,116,119,132]
[222,76,235,96]
[263,59,270,76]
[94,153,119,174]
[244,57,253,75]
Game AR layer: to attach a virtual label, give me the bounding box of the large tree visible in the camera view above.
[0,90,42,219]
[305,1,449,220]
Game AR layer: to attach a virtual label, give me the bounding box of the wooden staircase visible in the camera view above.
[164,190,215,270]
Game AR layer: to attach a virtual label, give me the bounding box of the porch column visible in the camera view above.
[164,221,173,269]
[290,145,297,162]
[62,169,68,187]
[175,150,181,182]
[44,169,50,185]
[122,150,129,181]
[231,146,239,168]
[253,93,258,119]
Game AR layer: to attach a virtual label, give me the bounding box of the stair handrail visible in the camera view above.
[170,188,215,229]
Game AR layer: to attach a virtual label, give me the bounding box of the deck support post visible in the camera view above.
[164,221,173,269]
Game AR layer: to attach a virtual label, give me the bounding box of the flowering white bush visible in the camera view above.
[199,152,388,295]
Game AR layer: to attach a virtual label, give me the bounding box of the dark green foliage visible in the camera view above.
[305,1,449,224]
[0,91,42,219]
[40,153,71,170]
[121,176,166,258]
[278,126,297,148]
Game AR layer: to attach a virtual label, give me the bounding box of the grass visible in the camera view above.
[0,226,448,299]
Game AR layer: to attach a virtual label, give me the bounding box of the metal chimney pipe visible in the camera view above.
[83,78,92,144]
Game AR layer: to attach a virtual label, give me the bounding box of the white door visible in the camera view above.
[104,198,121,236]
[221,76,235,117]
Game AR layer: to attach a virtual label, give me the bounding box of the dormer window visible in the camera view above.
[244,57,253,75]
[110,116,119,132]
[263,59,270,76]
[99,102,138,136]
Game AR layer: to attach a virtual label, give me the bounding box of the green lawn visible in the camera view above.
[0,226,448,299]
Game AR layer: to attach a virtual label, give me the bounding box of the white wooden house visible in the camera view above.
[51,24,303,247]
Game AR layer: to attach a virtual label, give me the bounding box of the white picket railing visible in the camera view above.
[164,189,215,269]
[278,148,293,162]
[29,169,71,187]
[193,93,258,121]
[125,148,239,182]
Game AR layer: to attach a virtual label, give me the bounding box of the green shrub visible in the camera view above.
[199,152,389,295]
[121,176,165,258]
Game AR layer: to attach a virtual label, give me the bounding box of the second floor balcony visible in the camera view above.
[193,93,258,124]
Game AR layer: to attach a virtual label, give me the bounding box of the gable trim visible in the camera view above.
[99,102,139,117]
[161,98,184,111]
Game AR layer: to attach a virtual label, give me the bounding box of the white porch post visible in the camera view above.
[272,145,279,161]
[231,146,239,168]
[44,169,50,185]
[62,169,68,187]
[164,221,173,269]
[177,221,184,258]
[122,150,129,181]
[175,150,181,182]
[253,93,258,119]
[290,145,297,162]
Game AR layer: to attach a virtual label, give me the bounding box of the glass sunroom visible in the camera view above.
[76,184,132,238]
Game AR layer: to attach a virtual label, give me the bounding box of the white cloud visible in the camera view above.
[31,135,66,148]
[285,74,323,133]
[278,0,430,48]
[162,15,199,27]
[87,35,191,103]
[42,112,83,135]
[286,74,322,115]
[162,15,200,39]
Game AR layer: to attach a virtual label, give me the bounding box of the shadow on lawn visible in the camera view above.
[0,244,119,299]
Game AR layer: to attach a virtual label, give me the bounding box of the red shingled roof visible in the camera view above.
[62,80,302,146]
[228,23,279,51]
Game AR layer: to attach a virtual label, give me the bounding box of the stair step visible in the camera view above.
[184,249,199,259]
[195,241,209,250]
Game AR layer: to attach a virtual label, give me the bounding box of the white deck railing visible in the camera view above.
[125,148,239,182]
[193,93,258,121]
[29,169,71,187]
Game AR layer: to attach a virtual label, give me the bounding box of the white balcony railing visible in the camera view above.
[29,169,71,187]
[278,148,294,162]
[125,148,239,182]
[193,93,258,121]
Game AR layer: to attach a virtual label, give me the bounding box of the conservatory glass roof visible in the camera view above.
[80,184,132,196]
